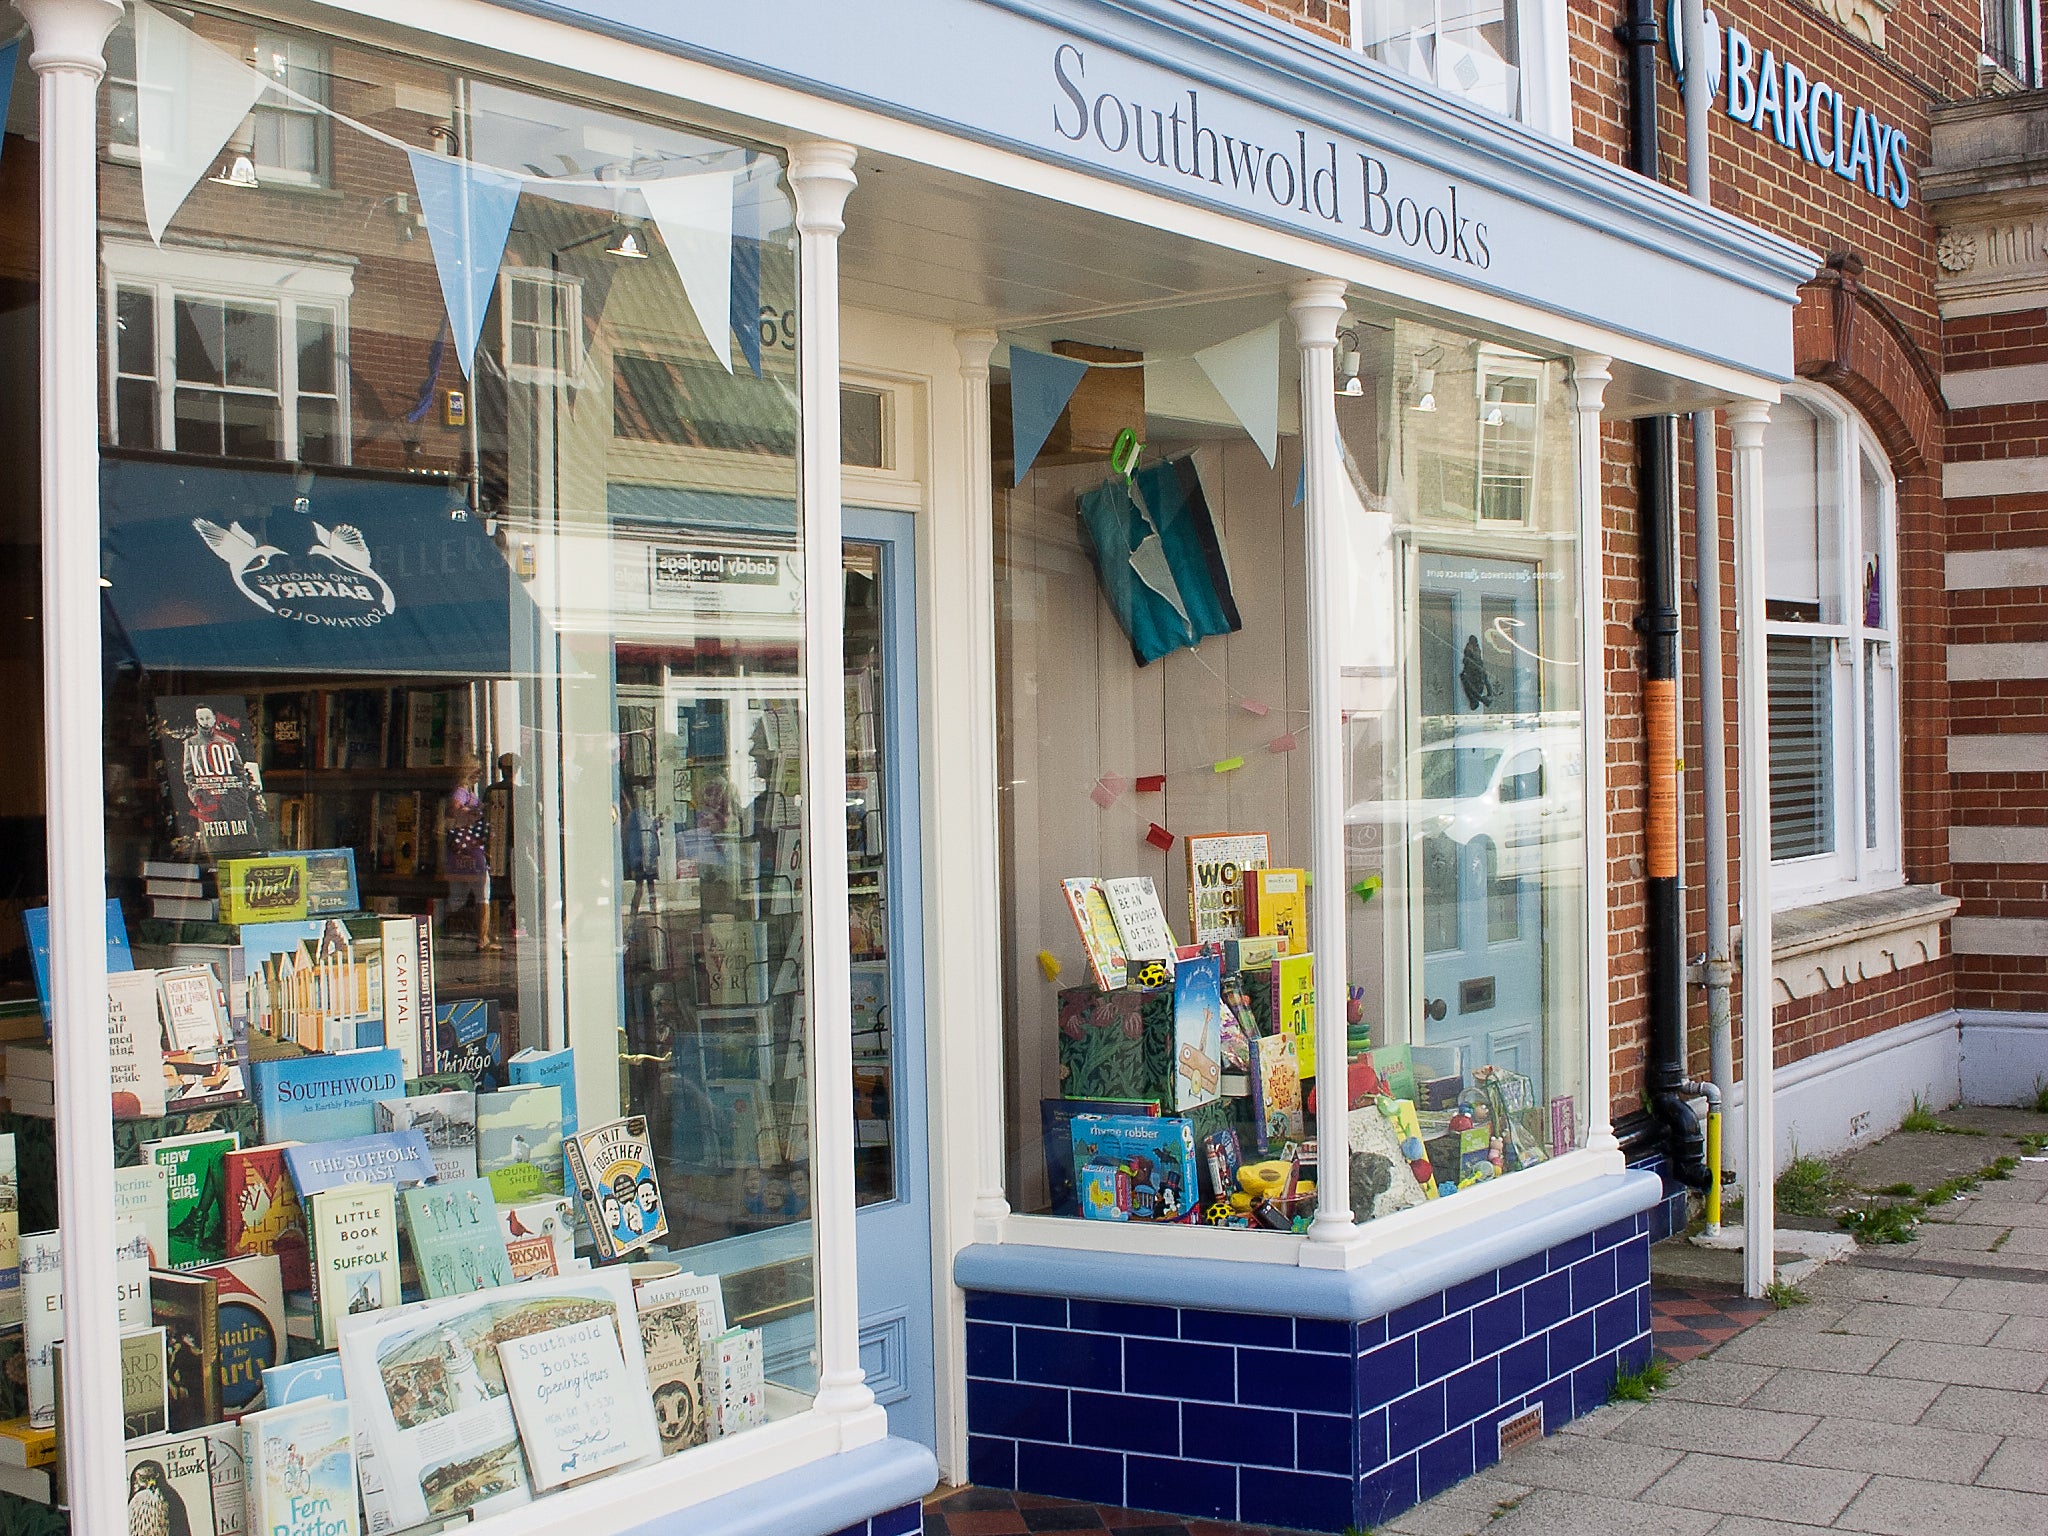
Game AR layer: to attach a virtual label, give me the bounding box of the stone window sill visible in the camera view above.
[1737,885,1960,1003]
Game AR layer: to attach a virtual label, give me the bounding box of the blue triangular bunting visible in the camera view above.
[407,150,523,379]
[1010,347,1090,484]
[0,41,17,174]
[730,177,764,379]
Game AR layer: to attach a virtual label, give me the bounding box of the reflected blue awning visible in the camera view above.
[608,482,797,536]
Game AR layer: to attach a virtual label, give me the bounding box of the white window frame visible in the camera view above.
[500,267,586,384]
[1350,0,1572,140]
[1763,384,1902,909]
[101,241,354,465]
[1982,0,2042,88]
[104,24,335,189]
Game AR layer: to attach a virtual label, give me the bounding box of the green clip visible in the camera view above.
[1351,875,1384,903]
[1110,426,1142,484]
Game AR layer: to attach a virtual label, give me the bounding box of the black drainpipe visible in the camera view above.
[1616,0,1709,1190]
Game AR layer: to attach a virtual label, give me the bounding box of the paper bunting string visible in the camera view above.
[135,2,270,245]
[1212,756,1245,774]
[0,40,16,173]
[1135,774,1167,794]
[1193,319,1281,467]
[1010,347,1090,484]
[1144,823,1175,851]
[408,150,524,380]
[1269,732,1299,753]
[641,171,736,373]
[1240,698,1270,717]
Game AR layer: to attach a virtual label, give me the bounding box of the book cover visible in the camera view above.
[263,693,307,773]
[1185,832,1271,945]
[0,1418,54,1470]
[108,968,168,1119]
[379,917,425,1078]
[282,1131,434,1199]
[122,1326,170,1439]
[1169,951,1224,1113]
[224,1146,310,1292]
[562,1115,665,1262]
[634,1272,727,1362]
[499,1316,660,1490]
[218,856,312,928]
[241,1396,357,1536]
[373,1089,476,1183]
[152,695,275,857]
[1059,878,1128,991]
[145,1130,240,1268]
[251,1048,404,1145]
[430,998,504,1090]
[23,897,136,1025]
[699,917,767,1006]
[302,849,361,918]
[155,966,246,1112]
[1273,951,1316,1080]
[503,1235,558,1282]
[1201,1125,1244,1202]
[399,1180,512,1298]
[711,1327,765,1437]
[1100,875,1178,978]
[1037,1098,1160,1216]
[0,1133,16,1331]
[201,1418,247,1536]
[638,1298,707,1455]
[151,1269,221,1431]
[1068,1114,1199,1223]
[496,1198,575,1275]
[20,1233,57,1429]
[125,1427,218,1536]
[197,1255,285,1417]
[477,1085,564,1202]
[117,1218,154,1330]
[260,1353,343,1408]
[1249,868,1309,952]
[309,1184,399,1348]
[1250,1032,1305,1150]
[507,1047,578,1139]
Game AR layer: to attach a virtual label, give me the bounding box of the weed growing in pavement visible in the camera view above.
[1840,1202,1919,1243]
[1764,1279,1810,1307]
[1776,1155,1842,1218]
[1877,1182,1918,1198]
[1608,1358,1673,1403]
[1899,1096,1983,1136]
[1990,1230,2012,1252]
[2021,1134,2048,1155]
[2033,1078,2048,1115]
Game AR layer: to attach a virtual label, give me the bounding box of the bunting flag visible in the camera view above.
[135,2,270,245]
[642,171,736,372]
[1010,346,1090,483]
[0,40,17,171]
[407,150,523,380]
[730,180,764,378]
[1193,319,1281,466]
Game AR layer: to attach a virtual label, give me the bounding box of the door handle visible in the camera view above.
[1423,997,1448,1022]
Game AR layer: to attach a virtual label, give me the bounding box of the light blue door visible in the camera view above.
[844,508,936,1448]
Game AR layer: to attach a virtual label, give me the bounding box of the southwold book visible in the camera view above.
[563,1116,666,1262]
[399,1179,512,1298]
[1185,832,1270,945]
[121,1326,170,1439]
[374,1088,476,1183]
[1059,878,1128,991]
[196,1254,285,1417]
[500,1317,660,1490]
[150,1269,221,1431]
[477,1084,564,1202]
[250,1047,404,1145]
[125,1427,218,1536]
[224,1145,310,1292]
[282,1130,434,1198]
[151,694,275,857]
[218,855,311,927]
[308,1184,399,1348]
[107,967,167,1119]
[145,1129,240,1269]
[241,1396,357,1536]
[638,1297,707,1455]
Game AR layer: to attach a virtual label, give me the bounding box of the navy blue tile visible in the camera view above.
[968,1434,1017,1488]
[967,1291,1068,1328]
[1615,1238,1651,1294]
[1573,1357,1619,1419]
[1125,1454,1237,1522]
[1072,1390,1178,1457]
[1548,1313,1595,1375]
[1536,1376,1573,1436]
[1181,1307,1290,1348]
[1417,1314,1473,1384]
[1015,1440,1125,1506]
[1499,1252,1546,1292]
[1357,1406,1389,1472]
[1499,1336,1548,1402]
[1569,1250,1619,1315]
[1389,1292,1444,1339]
[1359,1335,1418,1409]
[827,1520,867,1536]
[1296,1411,1350,1475]
[1388,1381,1446,1459]
[1618,1332,1654,1376]
[1182,1401,1294,1467]
[1356,1313,1389,1351]
[1446,1358,1499,1430]
[1069,1299,1179,1339]
[1521,1272,1572,1331]
[1417,1424,1477,1503]
[1595,1295,1639,1357]
[1125,1336,1235,1403]
[968,1378,1069,1442]
[966,1321,1015,1380]
[1360,1458,1418,1528]
[1547,1232,1594,1269]
[1237,1468,1353,1533]
[1445,1272,1497,1315]
[1015,1327,1123,1392]
[1239,1347,1349,1413]
[1472,1292,1523,1360]
[1637,1288,1652,1336]
[1471,1412,1503,1480]
[874,1504,922,1536]
[1294,1317,1353,1354]
[1595,1217,1637,1251]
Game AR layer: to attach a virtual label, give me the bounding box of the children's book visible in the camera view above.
[1170,952,1224,1112]
[250,1048,404,1145]
[197,1254,285,1418]
[150,1269,221,1431]
[260,1353,343,1408]
[108,968,168,1119]
[241,1396,357,1536]
[1069,1114,1199,1223]
[399,1179,513,1298]
[638,1297,707,1455]
[224,1146,310,1292]
[507,1047,579,1139]
[24,897,134,1026]
[121,1326,170,1439]
[496,1197,576,1275]
[1185,832,1271,945]
[282,1130,434,1199]
[1247,868,1309,952]
[125,1426,218,1536]
[1273,951,1316,1080]
[373,1089,476,1183]
[562,1116,665,1261]
[1100,876,1177,980]
[217,856,312,927]
[1037,1098,1160,1217]
[145,1130,240,1268]
[1249,1032,1305,1152]
[499,1316,661,1490]
[308,1184,399,1348]
[477,1085,564,1202]
[1059,878,1128,991]
[155,966,246,1111]
[710,1327,765,1438]
[21,1233,58,1429]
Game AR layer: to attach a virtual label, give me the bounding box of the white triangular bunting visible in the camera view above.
[135,3,271,246]
[641,172,736,372]
[1194,319,1282,467]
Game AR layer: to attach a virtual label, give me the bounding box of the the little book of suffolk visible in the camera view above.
[242,1395,358,1536]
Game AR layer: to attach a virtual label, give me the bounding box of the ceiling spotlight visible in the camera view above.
[209,155,260,190]
[1484,403,1505,427]
[607,228,649,260]
[1343,373,1365,397]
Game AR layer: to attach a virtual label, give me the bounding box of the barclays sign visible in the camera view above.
[1668,3,1910,209]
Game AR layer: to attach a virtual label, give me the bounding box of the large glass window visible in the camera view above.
[1356,0,1528,119]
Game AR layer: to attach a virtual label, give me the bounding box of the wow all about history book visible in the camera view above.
[1185,831,1270,945]
[564,1115,667,1262]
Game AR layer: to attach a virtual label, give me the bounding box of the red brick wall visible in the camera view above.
[1226,0,1350,47]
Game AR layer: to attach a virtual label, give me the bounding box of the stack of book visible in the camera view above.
[144,860,217,923]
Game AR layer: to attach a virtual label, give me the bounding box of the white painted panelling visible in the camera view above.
[1952,916,2048,955]
[1949,642,2048,681]
[1959,1010,2048,1106]
[1951,824,2048,864]
[1949,734,2048,774]
[1944,456,2048,499]
[1943,363,2048,410]
[1947,545,2048,590]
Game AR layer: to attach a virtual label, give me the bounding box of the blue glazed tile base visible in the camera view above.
[1626,1150,1694,1245]
[827,1502,923,1536]
[964,1211,1655,1532]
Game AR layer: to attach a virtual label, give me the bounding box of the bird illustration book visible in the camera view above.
[477,1084,565,1202]
[124,1427,217,1536]
[150,695,275,857]
[400,1179,513,1298]
[241,1395,358,1536]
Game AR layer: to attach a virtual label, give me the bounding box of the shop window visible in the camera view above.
[106,19,333,188]
[1761,389,1900,904]
[1983,0,2041,87]
[1353,0,1565,131]
[501,270,584,384]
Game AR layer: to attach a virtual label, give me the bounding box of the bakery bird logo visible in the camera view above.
[193,518,397,629]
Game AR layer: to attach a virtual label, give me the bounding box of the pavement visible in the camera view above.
[1381,1103,2048,1536]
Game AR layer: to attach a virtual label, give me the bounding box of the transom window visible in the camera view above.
[105,20,334,188]
[1355,0,1565,128]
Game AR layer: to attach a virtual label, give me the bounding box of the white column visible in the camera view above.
[787,140,878,1430]
[12,0,122,1528]
[1289,277,1355,1245]
[1728,399,1776,1299]
[1571,354,1621,1162]
[953,328,1013,1238]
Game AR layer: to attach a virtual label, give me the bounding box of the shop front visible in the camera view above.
[0,1,1812,1533]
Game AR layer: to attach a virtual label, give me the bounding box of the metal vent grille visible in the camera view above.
[1497,1404,1544,1458]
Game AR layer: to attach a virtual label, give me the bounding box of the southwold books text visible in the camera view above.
[224,1146,310,1292]
[309,1184,399,1348]
[152,695,275,857]
[145,1130,240,1269]
[498,1316,660,1490]
[563,1116,666,1262]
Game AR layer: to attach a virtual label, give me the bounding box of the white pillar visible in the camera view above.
[1728,399,1776,1299]
[12,0,122,1528]
[1289,277,1355,1245]
[1571,355,1621,1162]
[953,328,1013,1238]
[786,140,878,1430]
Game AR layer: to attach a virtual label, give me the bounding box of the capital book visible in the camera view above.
[145,1129,240,1269]
[563,1115,666,1262]
[251,1047,405,1145]
[283,1130,434,1198]
[308,1184,399,1348]
[399,1179,513,1298]
[241,1396,358,1536]
[224,1145,310,1292]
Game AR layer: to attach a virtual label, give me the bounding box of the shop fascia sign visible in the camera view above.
[1666,2,1909,209]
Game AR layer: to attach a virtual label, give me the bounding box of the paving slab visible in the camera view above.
[1710,1325,1892,1374]
[1869,1337,2048,1390]
[1832,1298,2005,1344]
[1605,1400,1820,1460]
[1947,1274,2048,1315]
[1978,1436,2048,1494]
[1495,1436,1684,1498]
[1803,1266,1960,1306]
[1486,1488,1719,1536]
[1835,1473,2048,1533]
[1782,1416,2000,1482]
[1704,1520,1846,1536]
[1659,1358,1775,1406]
[1742,1368,1944,1424]
[1988,1312,2048,1350]
[1919,1382,2048,1437]
[1639,1452,1870,1525]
